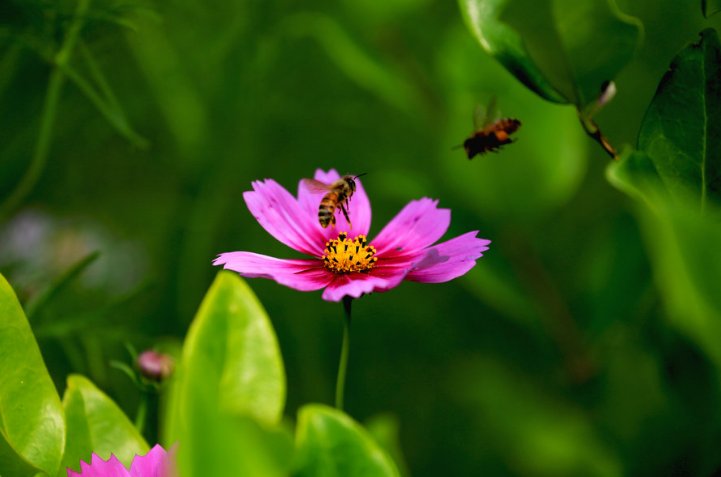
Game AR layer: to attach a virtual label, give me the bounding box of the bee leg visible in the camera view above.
[340,202,352,229]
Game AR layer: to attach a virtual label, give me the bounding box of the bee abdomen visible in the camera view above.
[318,193,338,228]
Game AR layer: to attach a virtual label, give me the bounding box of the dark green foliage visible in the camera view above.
[2,0,721,475]
[460,0,643,110]
[638,28,721,209]
[703,0,721,18]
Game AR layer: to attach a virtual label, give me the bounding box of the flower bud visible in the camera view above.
[598,81,617,107]
[136,350,175,381]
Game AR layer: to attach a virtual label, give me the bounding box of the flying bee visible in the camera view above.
[456,97,521,159]
[301,173,367,229]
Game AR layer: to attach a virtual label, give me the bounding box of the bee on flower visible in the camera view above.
[214,169,490,302]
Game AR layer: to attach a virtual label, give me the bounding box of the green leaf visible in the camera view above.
[703,0,721,18]
[60,375,149,475]
[638,28,721,210]
[293,405,401,477]
[364,414,410,477]
[609,148,721,397]
[0,433,45,477]
[182,271,285,424]
[638,197,721,368]
[606,147,669,210]
[498,0,643,110]
[0,273,64,477]
[458,0,567,103]
[163,272,291,477]
[171,402,293,477]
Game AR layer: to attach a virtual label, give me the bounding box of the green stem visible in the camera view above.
[0,0,91,222]
[578,110,617,160]
[0,69,65,221]
[335,296,353,411]
[135,391,149,435]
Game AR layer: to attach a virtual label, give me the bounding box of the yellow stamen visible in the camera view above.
[322,232,377,274]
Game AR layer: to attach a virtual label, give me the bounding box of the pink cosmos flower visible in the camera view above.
[68,444,176,477]
[214,169,490,302]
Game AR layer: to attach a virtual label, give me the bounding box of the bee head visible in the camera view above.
[345,173,367,192]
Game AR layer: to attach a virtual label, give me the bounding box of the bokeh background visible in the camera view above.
[2,0,721,475]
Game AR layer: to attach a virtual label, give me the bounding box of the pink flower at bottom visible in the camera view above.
[214,169,491,302]
[68,444,176,477]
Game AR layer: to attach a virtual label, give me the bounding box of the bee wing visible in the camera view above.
[301,178,333,193]
[474,97,502,130]
[473,103,487,130]
[485,95,501,125]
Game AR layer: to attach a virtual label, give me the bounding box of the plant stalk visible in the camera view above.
[578,111,618,160]
[135,391,149,434]
[0,0,91,221]
[335,296,353,411]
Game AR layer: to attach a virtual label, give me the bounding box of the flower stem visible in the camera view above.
[335,296,353,411]
[135,391,149,435]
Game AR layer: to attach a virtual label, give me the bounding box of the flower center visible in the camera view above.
[322,232,378,274]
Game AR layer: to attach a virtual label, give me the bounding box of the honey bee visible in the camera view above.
[302,173,367,229]
[457,98,521,159]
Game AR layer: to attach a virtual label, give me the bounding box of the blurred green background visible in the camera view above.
[2,0,721,475]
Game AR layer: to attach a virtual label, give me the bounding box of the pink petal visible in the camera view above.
[297,169,371,240]
[214,252,333,291]
[69,454,130,477]
[244,179,327,256]
[371,199,451,257]
[321,271,406,302]
[129,444,176,477]
[406,232,491,283]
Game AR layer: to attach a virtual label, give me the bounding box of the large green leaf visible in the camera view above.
[364,414,410,477]
[0,434,44,477]
[606,148,669,210]
[171,401,292,477]
[703,0,721,18]
[638,197,721,368]
[164,272,291,477]
[609,159,721,375]
[60,374,149,475]
[0,273,64,477]
[458,0,567,103]
[638,28,721,210]
[293,405,400,477]
[181,271,285,424]
[497,0,642,110]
